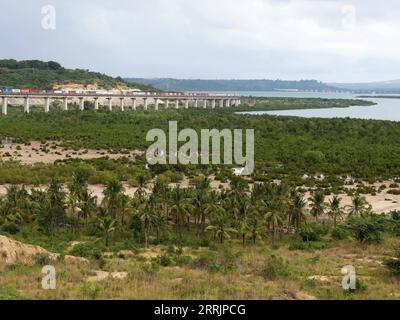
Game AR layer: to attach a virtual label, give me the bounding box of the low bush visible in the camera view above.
[69,242,102,259]
[346,216,389,243]
[331,227,349,240]
[289,241,331,251]
[299,223,325,242]
[1,222,20,235]
[33,253,52,266]
[261,253,290,280]
[383,246,400,274]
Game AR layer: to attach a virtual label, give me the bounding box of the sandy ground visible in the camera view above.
[0,141,143,165]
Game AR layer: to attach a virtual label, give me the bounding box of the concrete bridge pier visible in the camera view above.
[211,100,216,109]
[2,97,8,115]
[155,99,160,111]
[220,99,224,108]
[194,100,198,108]
[120,98,125,111]
[63,97,68,111]
[45,97,50,113]
[226,99,231,108]
[94,98,99,110]
[79,97,85,111]
[143,98,148,111]
[24,97,30,114]
[131,98,137,111]
[175,100,179,109]
[185,100,189,109]
[165,99,169,109]
[203,100,207,109]
[108,98,113,111]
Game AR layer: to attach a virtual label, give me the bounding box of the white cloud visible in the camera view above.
[0,0,400,81]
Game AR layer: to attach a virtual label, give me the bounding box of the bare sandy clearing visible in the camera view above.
[0,141,144,165]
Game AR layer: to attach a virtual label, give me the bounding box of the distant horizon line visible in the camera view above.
[124,77,400,85]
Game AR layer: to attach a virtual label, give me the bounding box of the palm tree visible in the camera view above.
[289,192,306,232]
[68,171,89,202]
[153,209,169,243]
[245,213,263,245]
[347,195,368,218]
[237,218,248,246]
[63,193,80,218]
[328,195,342,228]
[135,175,147,202]
[47,177,65,208]
[118,193,130,225]
[80,191,97,221]
[103,178,124,219]
[191,190,207,234]
[310,191,326,222]
[263,203,285,243]
[205,210,237,243]
[137,202,157,248]
[98,217,116,246]
[170,187,191,242]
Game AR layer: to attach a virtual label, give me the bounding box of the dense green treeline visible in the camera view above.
[0,98,400,179]
[240,97,375,111]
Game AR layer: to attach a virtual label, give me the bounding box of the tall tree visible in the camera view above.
[328,195,342,228]
[310,191,326,222]
[103,178,124,220]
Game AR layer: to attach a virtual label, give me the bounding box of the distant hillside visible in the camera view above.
[125,78,337,92]
[0,59,155,91]
[330,80,400,93]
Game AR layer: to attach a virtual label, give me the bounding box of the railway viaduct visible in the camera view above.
[0,93,241,115]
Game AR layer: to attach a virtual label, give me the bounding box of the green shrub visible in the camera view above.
[261,253,290,280]
[289,241,331,251]
[33,253,52,266]
[383,246,400,274]
[155,255,174,267]
[346,216,389,243]
[69,242,102,259]
[299,223,324,242]
[1,222,20,235]
[79,283,104,300]
[331,227,349,240]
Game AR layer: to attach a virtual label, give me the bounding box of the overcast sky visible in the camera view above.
[1,0,400,82]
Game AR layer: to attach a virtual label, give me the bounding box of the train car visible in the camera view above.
[3,88,13,93]
[20,89,30,93]
[29,89,41,93]
[12,89,21,93]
